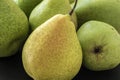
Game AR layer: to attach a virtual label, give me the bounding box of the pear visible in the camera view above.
[29,0,77,31]
[75,0,120,32]
[22,14,82,80]
[0,0,29,57]
[69,0,74,3]
[77,20,120,71]
[13,0,42,17]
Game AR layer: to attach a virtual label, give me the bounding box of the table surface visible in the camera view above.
[0,51,120,80]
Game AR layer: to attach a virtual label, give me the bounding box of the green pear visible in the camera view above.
[22,14,82,80]
[77,20,120,71]
[69,0,74,3]
[29,0,77,31]
[13,0,42,17]
[75,0,120,32]
[0,0,29,57]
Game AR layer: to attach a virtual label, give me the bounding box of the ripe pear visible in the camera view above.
[75,0,120,32]
[0,0,29,57]
[13,0,42,17]
[22,14,82,80]
[77,20,120,71]
[29,0,77,31]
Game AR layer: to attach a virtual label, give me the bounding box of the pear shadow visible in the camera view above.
[0,51,120,80]
[0,51,32,80]
[73,65,120,80]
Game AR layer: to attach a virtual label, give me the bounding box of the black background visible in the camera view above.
[0,51,120,80]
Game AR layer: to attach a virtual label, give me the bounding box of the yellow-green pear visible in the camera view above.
[69,0,74,3]
[29,0,77,31]
[22,14,82,80]
[13,0,43,17]
[0,0,29,57]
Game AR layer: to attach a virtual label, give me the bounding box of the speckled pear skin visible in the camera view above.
[75,0,120,33]
[13,0,42,17]
[0,0,29,57]
[77,21,120,71]
[29,0,77,31]
[22,14,82,80]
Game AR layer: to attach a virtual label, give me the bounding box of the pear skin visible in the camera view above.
[22,14,82,80]
[13,0,42,17]
[75,0,120,32]
[69,0,74,3]
[0,0,29,57]
[77,20,120,71]
[29,0,77,31]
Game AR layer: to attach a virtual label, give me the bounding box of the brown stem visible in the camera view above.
[69,0,78,15]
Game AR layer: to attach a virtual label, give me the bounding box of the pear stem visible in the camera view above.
[69,0,78,15]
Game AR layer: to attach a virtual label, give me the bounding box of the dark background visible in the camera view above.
[0,51,120,80]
